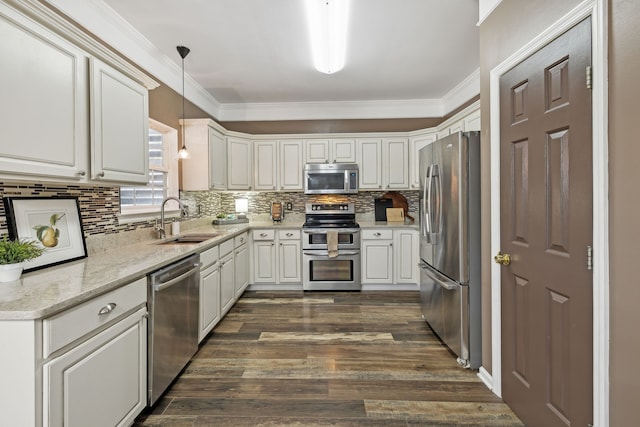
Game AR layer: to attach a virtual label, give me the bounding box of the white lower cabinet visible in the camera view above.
[253,230,277,283]
[199,245,220,342]
[42,278,147,427]
[361,228,419,285]
[361,229,394,284]
[278,230,301,283]
[252,229,301,284]
[234,233,250,298]
[393,229,419,284]
[219,239,236,316]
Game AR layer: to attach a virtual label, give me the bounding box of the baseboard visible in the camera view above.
[246,284,303,291]
[247,283,419,291]
[361,283,419,291]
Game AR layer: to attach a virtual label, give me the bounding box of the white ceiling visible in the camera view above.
[59,0,481,120]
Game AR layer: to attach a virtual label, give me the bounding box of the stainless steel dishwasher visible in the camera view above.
[147,253,200,405]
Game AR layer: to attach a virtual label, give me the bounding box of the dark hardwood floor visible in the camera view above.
[134,291,523,426]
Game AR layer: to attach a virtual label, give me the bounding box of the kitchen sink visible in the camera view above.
[157,233,223,244]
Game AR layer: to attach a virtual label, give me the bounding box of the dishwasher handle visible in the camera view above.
[153,264,200,292]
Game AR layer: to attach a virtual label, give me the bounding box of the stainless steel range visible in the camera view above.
[302,202,361,291]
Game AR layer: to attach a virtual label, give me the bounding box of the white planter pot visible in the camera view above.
[0,263,25,282]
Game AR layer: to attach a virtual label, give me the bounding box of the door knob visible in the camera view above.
[494,251,511,266]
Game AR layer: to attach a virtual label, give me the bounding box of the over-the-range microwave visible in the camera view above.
[303,163,359,194]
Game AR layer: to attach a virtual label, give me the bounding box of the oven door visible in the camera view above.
[302,228,360,250]
[303,250,361,291]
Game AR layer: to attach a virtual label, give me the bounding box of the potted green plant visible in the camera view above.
[0,235,45,282]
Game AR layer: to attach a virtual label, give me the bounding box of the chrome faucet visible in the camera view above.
[156,197,187,239]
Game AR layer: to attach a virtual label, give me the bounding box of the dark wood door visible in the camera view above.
[499,18,593,427]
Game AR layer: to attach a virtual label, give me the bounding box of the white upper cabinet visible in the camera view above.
[254,139,304,191]
[210,127,227,190]
[409,132,437,189]
[254,140,278,191]
[383,137,410,190]
[463,109,481,131]
[0,5,88,181]
[0,2,156,185]
[357,139,383,190]
[305,139,330,163]
[90,57,149,184]
[180,119,226,191]
[279,140,304,191]
[333,138,357,162]
[305,138,356,163]
[437,105,481,140]
[227,136,253,190]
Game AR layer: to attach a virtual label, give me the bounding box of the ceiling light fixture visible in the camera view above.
[177,45,190,159]
[305,0,350,74]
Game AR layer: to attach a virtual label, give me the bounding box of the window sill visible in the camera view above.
[118,208,181,225]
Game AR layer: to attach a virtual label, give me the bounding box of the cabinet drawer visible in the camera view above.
[362,229,393,240]
[219,238,234,257]
[253,229,275,241]
[43,277,146,358]
[235,232,249,247]
[278,229,300,240]
[200,245,218,269]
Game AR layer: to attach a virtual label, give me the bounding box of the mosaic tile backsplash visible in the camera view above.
[0,181,418,238]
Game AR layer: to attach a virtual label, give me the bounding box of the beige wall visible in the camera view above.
[608,0,640,423]
[481,0,640,424]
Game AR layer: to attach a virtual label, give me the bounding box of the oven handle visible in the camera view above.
[302,229,361,233]
[303,250,360,256]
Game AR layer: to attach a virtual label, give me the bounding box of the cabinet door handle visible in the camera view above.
[76,170,86,177]
[96,171,105,178]
[98,302,117,315]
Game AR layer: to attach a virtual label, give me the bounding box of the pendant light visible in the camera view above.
[177,45,191,159]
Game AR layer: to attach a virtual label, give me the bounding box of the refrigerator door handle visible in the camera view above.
[433,163,443,235]
[426,163,435,239]
[421,165,432,241]
[420,261,459,291]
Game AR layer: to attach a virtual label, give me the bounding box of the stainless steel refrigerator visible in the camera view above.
[419,131,481,369]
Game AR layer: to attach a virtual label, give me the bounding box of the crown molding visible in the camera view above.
[441,68,481,114]
[216,98,447,122]
[39,0,479,121]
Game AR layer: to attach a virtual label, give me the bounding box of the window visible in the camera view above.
[120,119,179,218]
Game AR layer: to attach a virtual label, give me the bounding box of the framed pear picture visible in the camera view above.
[3,197,87,272]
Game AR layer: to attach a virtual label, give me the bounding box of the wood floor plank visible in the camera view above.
[134,291,523,426]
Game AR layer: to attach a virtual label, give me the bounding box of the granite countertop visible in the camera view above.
[358,220,419,229]
[0,223,250,321]
[0,218,414,321]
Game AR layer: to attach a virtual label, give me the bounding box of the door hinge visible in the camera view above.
[586,65,593,90]
[587,245,593,271]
